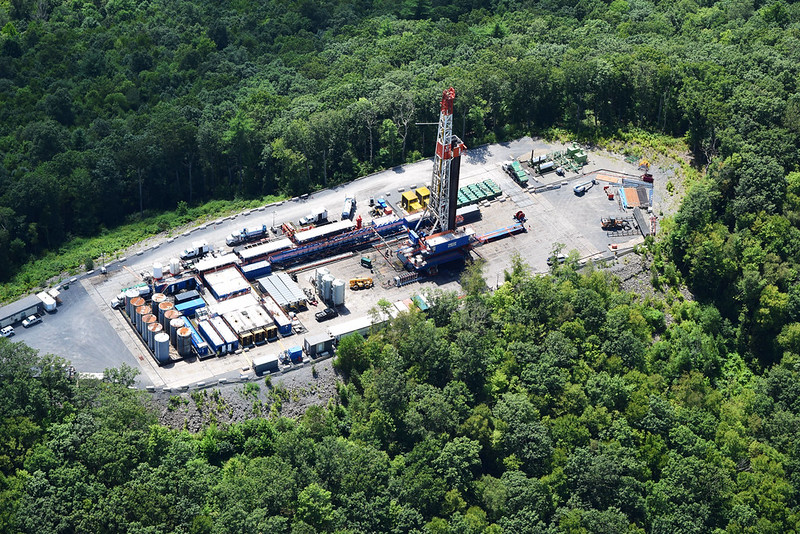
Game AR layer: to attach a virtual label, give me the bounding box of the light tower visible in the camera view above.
[418,87,466,233]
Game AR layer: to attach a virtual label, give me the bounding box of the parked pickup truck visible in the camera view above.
[22,314,42,328]
[315,307,339,322]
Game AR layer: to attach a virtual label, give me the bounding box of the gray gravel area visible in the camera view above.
[9,280,145,382]
[153,357,340,431]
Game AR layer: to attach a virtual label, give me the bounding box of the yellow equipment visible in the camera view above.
[349,277,374,290]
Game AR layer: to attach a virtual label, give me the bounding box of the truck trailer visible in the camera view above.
[299,208,328,226]
[226,224,268,246]
[181,240,212,260]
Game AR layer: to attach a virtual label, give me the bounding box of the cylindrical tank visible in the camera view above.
[158,301,174,324]
[129,296,145,320]
[169,318,185,346]
[141,314,157,342]
[316,267,330,294]
[151,293,167,315]
[332,279,345,306]
[154,333,170,363]
[162,309,182,328]
[125,289,140,316]
[177,327,192,357]
[169,258,181,276]
[147,322,163,349]
[153,262,163,279]
[322,274,335,303]
[135,305,149,332]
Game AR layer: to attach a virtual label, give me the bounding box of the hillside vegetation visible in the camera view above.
[3,259,800,532]
[0,0,797,283]
[3,0,800,532]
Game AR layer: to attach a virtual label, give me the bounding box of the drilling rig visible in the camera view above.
[399,88,475,274]
[417,87,467,233]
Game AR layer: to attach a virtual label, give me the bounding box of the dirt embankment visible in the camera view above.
[151,358,341,432]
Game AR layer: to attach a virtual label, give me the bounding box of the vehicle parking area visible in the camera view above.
[9,137,661,388]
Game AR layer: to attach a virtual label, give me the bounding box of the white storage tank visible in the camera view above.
[151,293,167,315]
[322,274,335,303]
[154,333,171,363]
[135,305,150,332]
[332,279,345,306]
[147,322,163,349]
[169,258,181,275]
[153,262,163,279]
[169,318,185,346]
[176,327,192,357]
[316,267,330,294]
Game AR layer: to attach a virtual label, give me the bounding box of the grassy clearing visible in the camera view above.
[541,126,703,185]
[0,195,284,304]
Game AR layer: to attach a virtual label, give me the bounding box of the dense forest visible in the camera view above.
[3,0,800,532]
[0,0,798,281]
[4,257,800,532]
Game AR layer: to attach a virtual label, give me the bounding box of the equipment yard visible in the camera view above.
[8,130,668,389]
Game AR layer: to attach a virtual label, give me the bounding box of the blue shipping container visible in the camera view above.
[175,297,206,317]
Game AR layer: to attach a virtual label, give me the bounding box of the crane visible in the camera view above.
[416,87,466,233]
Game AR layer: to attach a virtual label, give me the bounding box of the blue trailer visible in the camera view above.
[425,230,473,255]
[241,260,272,280]
[274,314,293,336]
[174,297,206,317]
[211,316,239,353]
[198,320,226,354]
[181,317,209,357]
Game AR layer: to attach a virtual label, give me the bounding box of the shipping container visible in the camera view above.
[174,297,206,317]
[174,290,200,304]
[252,353,279,374]
[456,204,481,224]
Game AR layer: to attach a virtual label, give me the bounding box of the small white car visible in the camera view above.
[1,325,14,337]
[22,315,42,328]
